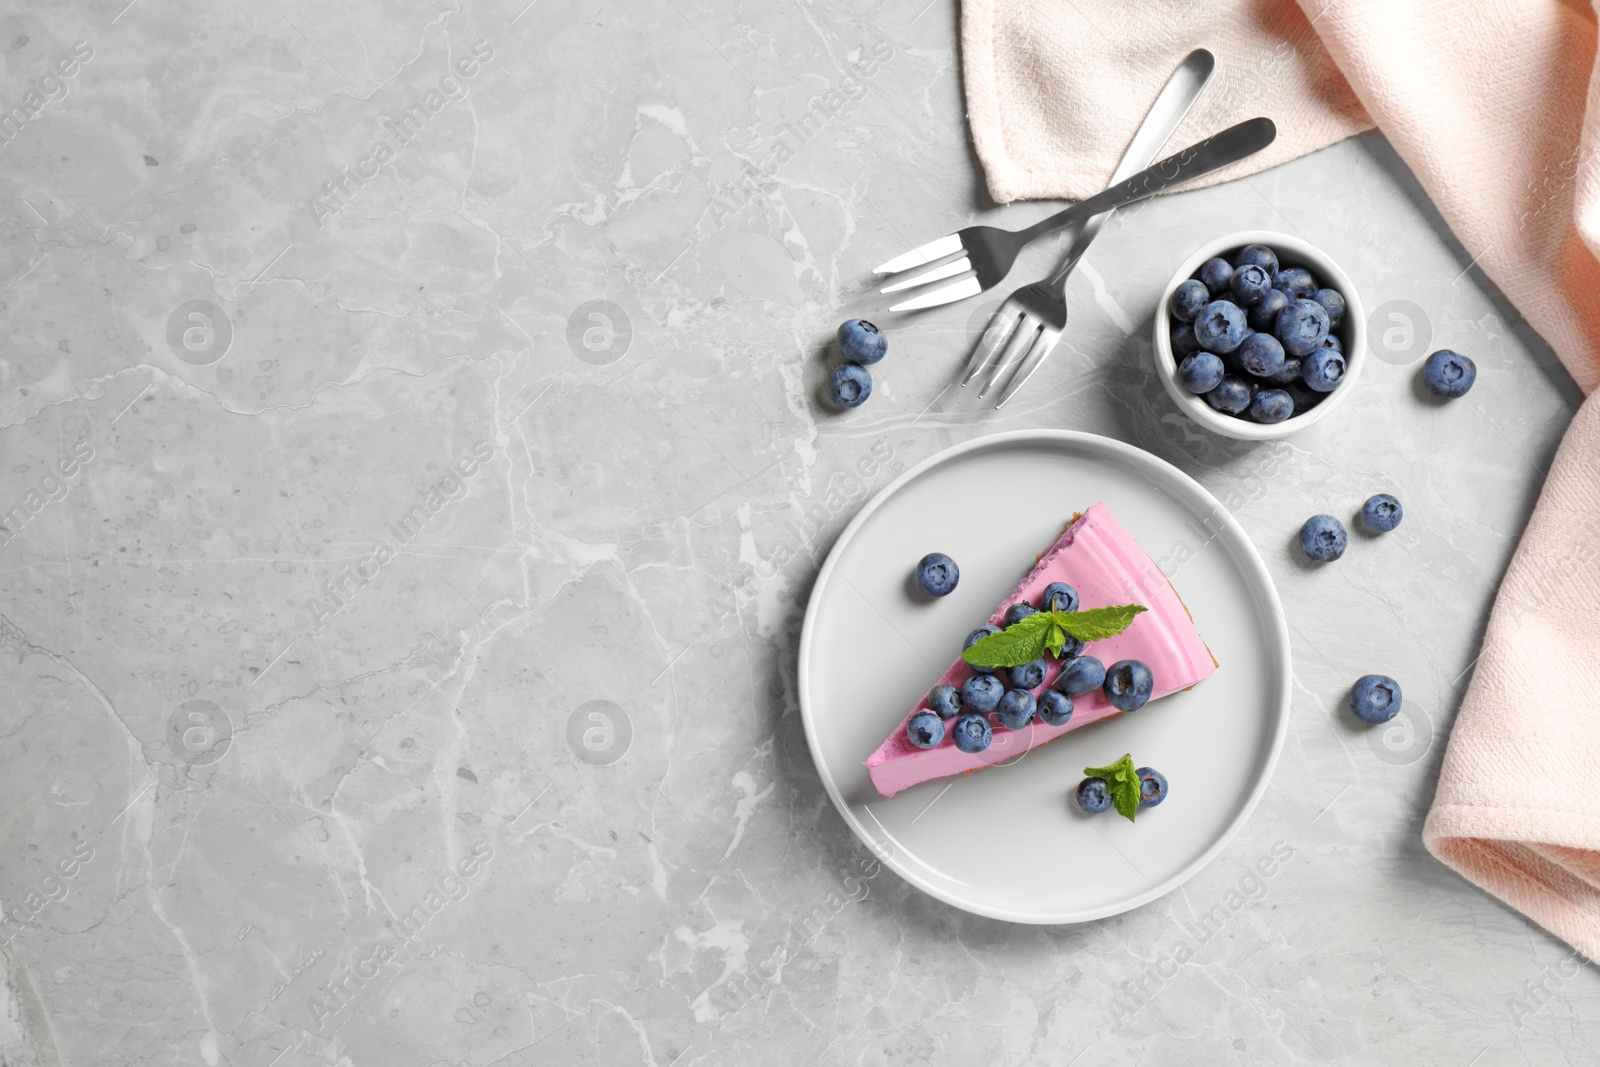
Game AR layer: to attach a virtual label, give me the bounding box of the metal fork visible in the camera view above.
[874,50,1218,312]
[960,51,1211,404]
[970,119,1279,407]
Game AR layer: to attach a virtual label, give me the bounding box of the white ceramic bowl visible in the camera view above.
[1152,230,1365,440]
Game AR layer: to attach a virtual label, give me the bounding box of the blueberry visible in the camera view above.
[995,689,1036,730]
[1055,655,1105,696]
[914,552,959,597]
[1193,300,1250,353]
[1234,244,1280,275]
[1178,353,1225,394]
[1301,346,1346,392]
[1247,288,1290,332]
[1263,355,1302,386]
[1229,263,1273,306]
[1320,332,1343,354]
[1284,381,1326,414]
[1198,257,1234,295]
[1170,279,1210,322]
[928,683,962,719]
[1349,674,1402,725]
[964,626,1000,674]
[951,712,993,753]
[1004,602,1037,626]
[1238,332,1286,377]
[1298,514,1347,562]
[1136,767,1169,807]
[1054,634,1085,661]
[1171,322,1203,358]
[1036,689,1074,726]
[906,712,944,749]
[1274,298,1330,357]
[1076,776,1112,814]
[1272,266,1317,299]
[836,319,887,365]
[1008,657,1048,690]
[1313,288,1345,330]
[1103,660,1154,712]
[961,673,1004,712]
[1250,388,1294,424]
[1361,493,1403,532]
[1039,581,1079,613]
[1422,349,1476,398]
[1204,376,1251,415]
[826,363,872,408]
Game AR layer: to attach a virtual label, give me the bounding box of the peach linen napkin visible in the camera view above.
[962,0,1600,958]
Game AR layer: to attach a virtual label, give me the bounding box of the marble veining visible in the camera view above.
[0,1,1594,1064]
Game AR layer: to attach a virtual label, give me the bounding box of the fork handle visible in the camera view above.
[1020,117,1278,243]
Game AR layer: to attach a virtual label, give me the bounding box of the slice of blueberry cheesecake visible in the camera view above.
[864,504,1217,797]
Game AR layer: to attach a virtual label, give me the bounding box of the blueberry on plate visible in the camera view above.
[995,689,1036,730]
[1171,322,1203,359]
[1229,263,1274,306]
[950,712,993,753]
[1349,674,1402,724]
[1247,287,1290,332]
[826,363,872,408]
[1193,300,1250,353]
[914,552,959,597]
[1036,689,1074,726]
[1272,266,1317,300]
[1076,776,1112,814]
[928,683,962,719]
[1422,349,1476,397]
[1170,279,1211,322]
[1104,660,1154,712]
[1234,243,1280,274]
[1250,388,1294,424]
[961,672,1004,712]
[906,711,944,749]
[1178,352,1225,394]
[1008,657,1048,690]
[836,319,887,365]
[964,626,1000,674]
[1264,355,1303,386]
[1299,514,1348,562]
[1004,602,1038,626]
[1362,493,1403,532]
[1136,767,1169,807]
[1238,332,1286,377]
[1301,346,1346,392]
[1313,288,1345,330]
[1198,257,1234,295]
[1056,655,1106,696]
[1204,376,1252,415]
[1039,581,1079,613]
[1274,298,1330,357]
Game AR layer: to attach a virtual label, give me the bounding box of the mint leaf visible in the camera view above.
[1054,604,1147,642]
[1084,754,1141,823]
[961,612,1053,669]
[960,603,1148,669]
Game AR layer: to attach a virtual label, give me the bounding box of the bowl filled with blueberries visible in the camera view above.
[1152,231,1365,440]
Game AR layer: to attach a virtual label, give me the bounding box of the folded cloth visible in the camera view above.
[962,0,1600,959]
[959,0,1372,203]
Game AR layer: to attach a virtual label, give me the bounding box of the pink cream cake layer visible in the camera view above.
[864,504,1217,797]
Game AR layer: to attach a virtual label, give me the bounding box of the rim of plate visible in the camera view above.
[796,429,1292,924]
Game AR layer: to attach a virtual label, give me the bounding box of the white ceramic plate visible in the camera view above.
[798,431,1291,924]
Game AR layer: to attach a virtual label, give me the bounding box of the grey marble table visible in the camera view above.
[0,1,1595,1064]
